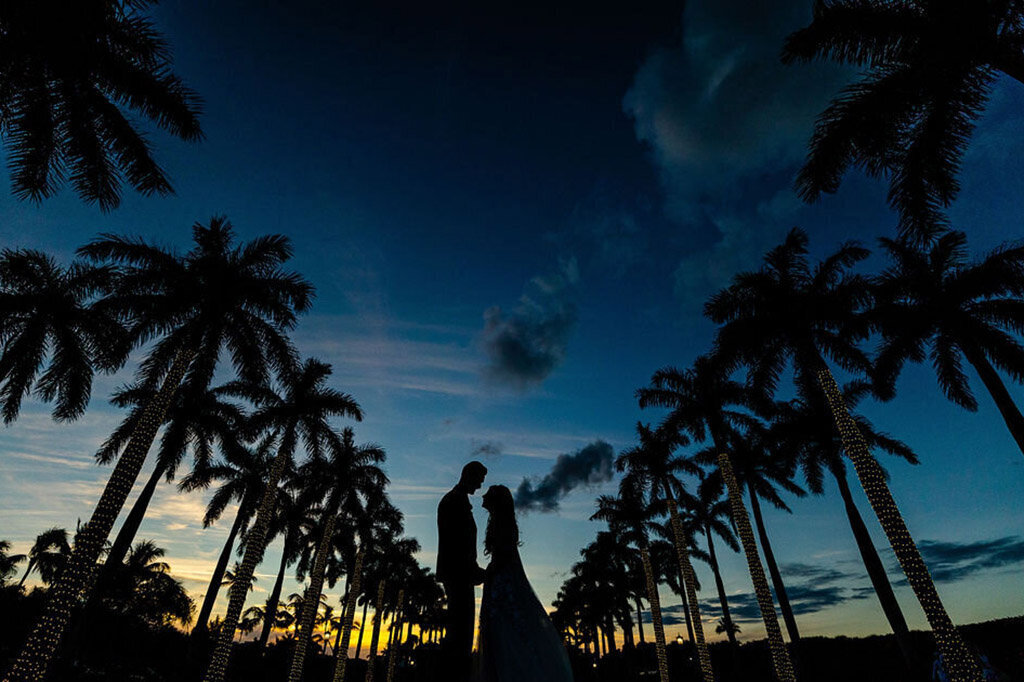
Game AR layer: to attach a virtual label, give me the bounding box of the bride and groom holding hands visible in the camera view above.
[436,461,574,682]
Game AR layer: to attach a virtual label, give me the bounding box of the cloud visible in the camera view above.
[481,259,579,390]
[470,440,503,458]
[622,0,849,302]
[889,536,1024,585]
[514,440,614,512]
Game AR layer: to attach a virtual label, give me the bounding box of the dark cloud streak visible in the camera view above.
[514,440,614,512]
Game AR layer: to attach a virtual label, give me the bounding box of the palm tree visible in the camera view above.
[5,218,313,682]
[98,381,248,574]
[18,528,70,587]
[873,231,1024,459]
[592,475,671,682]
[699,423,807,647]
[100,540,194,627]
[782,0,1024,238]
[716,618,740,637]
[202,358,362,682]
[0,541,27,587]
[287,428,387,682]
[333,489,403,682]
[0,249,127,423]
[179,431,279,636]
[637,355,797,682]
[617,422,715,682]
[706,227,983,681]
[255,484,307,648]
[771,380,918,667]
[0,0,203,209]
[688,477,740,647]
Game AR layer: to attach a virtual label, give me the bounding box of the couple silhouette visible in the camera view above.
[436,461,573,682]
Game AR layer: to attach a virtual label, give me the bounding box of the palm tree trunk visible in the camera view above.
[194,503,249,635]
[715,451,796,682]
[258,539,290,648]
[385,589,404,682]
[832,467,914,669]
[961,343,1024,459]
[704,524,737,647]
[605,620,617,653]
[635,597,646,643]
[3,347,194,682]
[105,458,166,573]
[815,365,982,682]
[355,600,369,659]
[638,545,670,682]
[747,488,801,645]
[203,430,294,682]
[663,485,715,682]
[288,513,337,682]
[18,559,37,587]
[364,581,386,682]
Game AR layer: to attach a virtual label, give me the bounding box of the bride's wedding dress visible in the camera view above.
[475,544,574,682]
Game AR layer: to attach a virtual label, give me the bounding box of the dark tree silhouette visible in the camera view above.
[698,423,806,648]
[637,355,797,682]
[592,475,671,682]
[100,540,194,627]
[771,380,918,668]
[0,0,203,209]
[179,431,281,636]
[18,527,70,587]
[98,381,247,575]
[0,249,127,423]
[873,230,1024,459]
[202,359,361,682]
[688,477,740,647]
[707,227,983,681]
[4,218,312,682]
[0,541,26,586]
[782,0,1024,238]
[617,422,715,681]
[287,428,387,682]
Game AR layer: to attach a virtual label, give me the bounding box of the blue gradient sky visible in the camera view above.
[2,0,1024,645]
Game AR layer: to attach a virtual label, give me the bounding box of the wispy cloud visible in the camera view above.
[888,536,1024,585]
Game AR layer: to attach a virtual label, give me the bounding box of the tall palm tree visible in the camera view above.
[333,488,403,682]
[6,218,313,682]
[202,358,362,682]
[782,0,1024,237]
[873,231,1024,459]
[179,431,279,636]
[771,380,918,667]
[617,422,715,682]
[287,429,387,682]
[19,528,70,587]
[699,423,807,647]
[637,355,797,682]
[0,0,203,209]
[706,227,983,681]
[98,381,247,573]
[592,475,671,682]
[254,483,307,648]
[0,249,127,423]
[688,477,740,646]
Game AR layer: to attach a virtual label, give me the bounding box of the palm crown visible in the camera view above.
[782,0,1024,237]
[0,249,128,423]
[0,0,203,209]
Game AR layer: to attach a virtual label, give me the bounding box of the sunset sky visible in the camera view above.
[2,0,1024,647]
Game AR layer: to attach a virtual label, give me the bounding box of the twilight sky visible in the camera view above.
[2,0,1024,646]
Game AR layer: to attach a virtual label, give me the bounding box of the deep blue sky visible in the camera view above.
[2,0,1024,646]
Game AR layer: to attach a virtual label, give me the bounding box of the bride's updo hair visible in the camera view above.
[482,485,519,558]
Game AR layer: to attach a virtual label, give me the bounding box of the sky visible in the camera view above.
[2,0,1024,650]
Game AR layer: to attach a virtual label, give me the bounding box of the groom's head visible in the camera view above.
[459,461,488,494]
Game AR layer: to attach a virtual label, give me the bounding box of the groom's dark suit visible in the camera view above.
[437,484,484,682]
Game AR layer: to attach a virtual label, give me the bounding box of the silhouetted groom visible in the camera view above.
[436,461,487,682]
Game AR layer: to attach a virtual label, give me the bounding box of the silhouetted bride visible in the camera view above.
[475,485,574,682]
